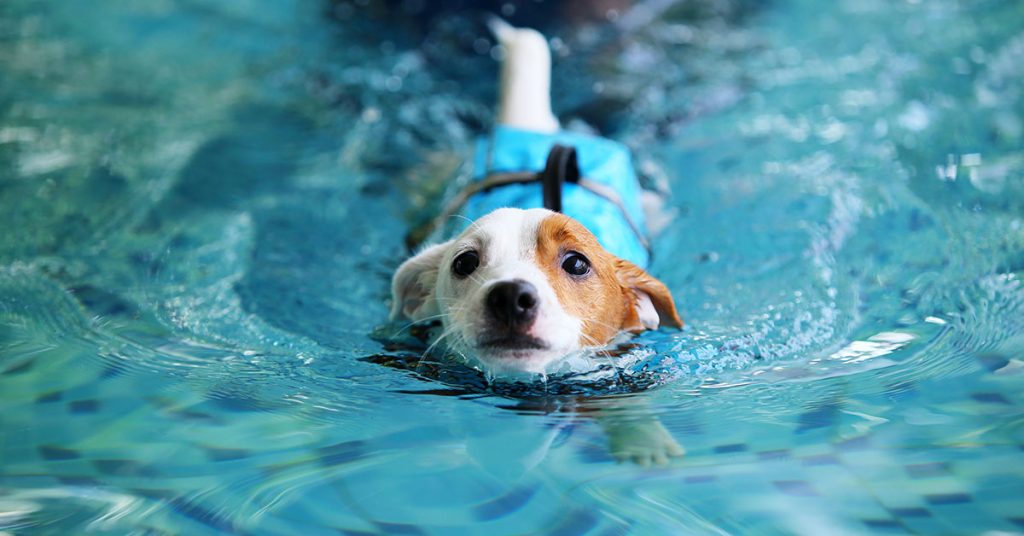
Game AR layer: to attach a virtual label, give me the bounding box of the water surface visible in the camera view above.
[1,0,1023,533]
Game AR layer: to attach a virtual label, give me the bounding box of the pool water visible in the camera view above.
[2,0,1023,533]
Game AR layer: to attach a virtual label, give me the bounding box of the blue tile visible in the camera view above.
[577,443,614,464]
[863,519,904,531]
[167,496,234,533]
[905,462,949,479]
[976,352,1010,372]
[316,440,367,467]
[1010,518,1024,528]
[38,445,81,460]
[758,449,790,460]
[473,486,538,521]
[714,443,747,454]
[68,399,100,414]
[92,459,158,477]
[773,480,818,496]
[100,363,127,378]
[2,358,35,375]
[971,392,1011,404]
[36,391,63,403]
[685,475,717,484]
[57,476,100,486]
[796,400,841,432]
[204,447,249,462]
[373,522,425,535]
[924,493,971,505]
[549,509,599,536]
[889,507,931,518]
[166,408,219,423]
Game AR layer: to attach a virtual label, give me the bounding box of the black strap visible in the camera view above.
[540,145,580,213]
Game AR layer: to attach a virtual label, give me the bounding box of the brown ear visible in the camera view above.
[614,258,683,330]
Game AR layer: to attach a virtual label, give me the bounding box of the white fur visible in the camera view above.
[393,208,582,373]
[489,18,559,133]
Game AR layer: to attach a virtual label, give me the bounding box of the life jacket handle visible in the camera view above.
[540,144,579,213]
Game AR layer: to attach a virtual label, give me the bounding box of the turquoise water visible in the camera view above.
[2,0,1023,533]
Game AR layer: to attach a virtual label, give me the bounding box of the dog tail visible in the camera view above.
[488,17,559,133]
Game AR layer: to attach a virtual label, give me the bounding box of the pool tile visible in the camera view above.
[888,507,931,518]
[2,358,35,375]
[905,462,949,479]
[975,352,1010,372]
[577,442,614,464]
[548,509,599,536]
[38,445,81,460]
[57,475,100,486]
[970,392,1011,405]
[92,459,158,477]
[167,496,235,533]
[372,521,426,535]
[685,475,717,484]
[757,449,790,460]
[773,480,818,496]
[36,391,63,403]
[924,493,972,505]
[100,363,127,378]
[862,518,905,531]
[165,407,219,423]
[68,399,100,414]
[473,486,537,521]
[203,447,250,462]
[713,443,747,454]
[315,440,367,467]
[796,401,841,432]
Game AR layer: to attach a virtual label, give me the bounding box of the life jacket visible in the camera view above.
[409,125,651,268]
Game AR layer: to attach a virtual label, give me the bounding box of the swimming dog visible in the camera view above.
[390,20,685,465]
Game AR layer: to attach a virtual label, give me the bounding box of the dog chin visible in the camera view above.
[471,345,568,375]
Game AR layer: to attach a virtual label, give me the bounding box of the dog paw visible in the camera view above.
[607,420,685,467]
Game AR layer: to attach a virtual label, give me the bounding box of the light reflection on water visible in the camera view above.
[1,0,1023,533]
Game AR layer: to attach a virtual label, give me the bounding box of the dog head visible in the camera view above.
[391,208,682,373]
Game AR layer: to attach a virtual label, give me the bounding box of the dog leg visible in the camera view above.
[588,397,685,466]
[488,18,560,133]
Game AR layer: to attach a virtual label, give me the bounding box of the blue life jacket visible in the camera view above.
[462,126,650,267]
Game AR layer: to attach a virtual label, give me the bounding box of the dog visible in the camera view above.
[389,20,685,465]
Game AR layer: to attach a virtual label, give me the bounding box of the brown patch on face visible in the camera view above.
[535,213,683,347]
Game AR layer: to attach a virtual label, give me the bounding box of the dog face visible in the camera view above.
[391,208,682,373]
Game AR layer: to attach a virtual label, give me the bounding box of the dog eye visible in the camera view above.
[561,252,591,277]
[452,250,479,278]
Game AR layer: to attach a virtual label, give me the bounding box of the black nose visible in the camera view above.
[486,280,539,328]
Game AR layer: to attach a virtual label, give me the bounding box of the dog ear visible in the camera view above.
[390,241,452,322]
[614,258,683,331]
